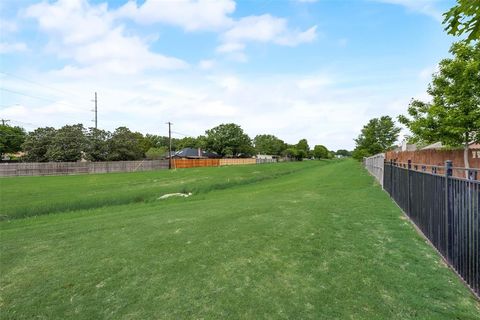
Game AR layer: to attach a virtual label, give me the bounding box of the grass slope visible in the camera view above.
[0,162,314,219]
[0,160,479,319]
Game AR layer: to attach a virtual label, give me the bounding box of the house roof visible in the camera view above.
[172,148,220,159]
[421,142,479,150]
[422,142,443,150]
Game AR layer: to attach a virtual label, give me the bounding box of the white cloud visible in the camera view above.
[0,42,27,53]
[2,67,422,150]
[297,75,333,89]
[198,59,215,70]
[372,0,442,20]
[217,14,317,55]
[418,64,438,81]
[0,19,18,33]
[24,0,187,75]
[115,0,235,31]
[223,15,317,46]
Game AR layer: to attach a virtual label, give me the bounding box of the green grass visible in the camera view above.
[0,160,479,319]
[0,162,314,219]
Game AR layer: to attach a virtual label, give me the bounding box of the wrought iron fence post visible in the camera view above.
[445,160,453,261]
[407,159,412,214]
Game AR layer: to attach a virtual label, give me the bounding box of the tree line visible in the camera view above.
[353,2,479,168]
[0,122,346,162]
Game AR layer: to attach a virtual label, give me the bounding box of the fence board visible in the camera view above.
[364,153,385,185]
[219,158,257,166]
[172,159,220,169]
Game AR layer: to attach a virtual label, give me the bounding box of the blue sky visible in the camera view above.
[0,0,459,150]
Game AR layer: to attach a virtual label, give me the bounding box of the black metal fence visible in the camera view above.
[384,160,479,297]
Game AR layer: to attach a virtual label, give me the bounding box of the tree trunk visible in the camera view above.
[464,142,470,179]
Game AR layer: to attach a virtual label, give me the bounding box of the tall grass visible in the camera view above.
[0,162,317,220]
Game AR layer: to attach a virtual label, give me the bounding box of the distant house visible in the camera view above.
[170,148,220,159]
[256,154,274,160]
[393,140,417,152]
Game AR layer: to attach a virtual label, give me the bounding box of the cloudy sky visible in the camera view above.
[0,0,458,150]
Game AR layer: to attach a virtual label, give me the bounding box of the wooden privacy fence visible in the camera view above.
[172,159,220,169]
[220,158,257,166]
[256,158,277,164]
[0,160,170,177]
[172,158,276,168]
[363,153,385,185]
[386,149,480,169]
[1,158,279,177]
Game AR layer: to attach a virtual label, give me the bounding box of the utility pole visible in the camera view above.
[167,121,172,169]
[1,119,10,126]
[94,92,98,129]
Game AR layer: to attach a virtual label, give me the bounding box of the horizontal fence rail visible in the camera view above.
[384,160,479,297]
[364,153,385,185]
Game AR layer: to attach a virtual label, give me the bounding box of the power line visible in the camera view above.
[0,87,90,112]
[171,130,195,137]
[0,71,86,100]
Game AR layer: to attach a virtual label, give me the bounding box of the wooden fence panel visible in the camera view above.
[172,159,220,169]
[0,160,170,177]
[386,149,480,169]
[219,158,257,166]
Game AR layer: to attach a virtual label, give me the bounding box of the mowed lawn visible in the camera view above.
[0,160,479,319]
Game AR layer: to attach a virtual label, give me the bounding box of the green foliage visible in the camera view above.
[0,125,26,157]
[22,127,57,162]
[313,145,329,159]
[353,116,400,160]
[296,139,310,155]
[84,128,111,161]
[282,147,298,160]
[145,147,168,160]
[107,127,145,161]
[443,0,480,43]
[335,149,352,157]
[134,132,151,153]
[398,41,480,147]
[176,137,200,149]
[205,123,253,157]
[45,124,86,162]
[253,134,286,155]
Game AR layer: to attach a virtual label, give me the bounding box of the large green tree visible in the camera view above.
[296,139,310,159]
[205,123,253,157]
[353,116,400,160]
[107,127,145,160]
[84,128,111,161]
[176,137,201,150]
[45,124,87,162]
[0,125,26,158]
[399,41,480,172]
[444,0,480,43]
[335,149,352,157]
[253,134,286,155]
[313,145,329,159]
[22,127,57,162]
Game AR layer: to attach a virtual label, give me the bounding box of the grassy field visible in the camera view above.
[1,160,479,319]
[0,162,314,219]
